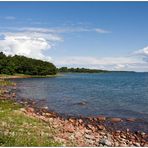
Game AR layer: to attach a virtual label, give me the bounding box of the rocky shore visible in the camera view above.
[0,79,148,147]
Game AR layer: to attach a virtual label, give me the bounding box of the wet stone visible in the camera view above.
[110,117,122,122]
[97,116,106,121]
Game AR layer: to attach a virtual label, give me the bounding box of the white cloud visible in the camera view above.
[4,16,16,20]
[0,31,62,61]
[0,26,109,64]
[95,28,110,33]
[0,27,110,34]
[53,55,147,72]
[134,46,148,56]
[54,56,141,65]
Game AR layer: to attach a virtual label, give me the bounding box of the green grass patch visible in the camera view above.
[0,80,15,86]
[0,99,61,146]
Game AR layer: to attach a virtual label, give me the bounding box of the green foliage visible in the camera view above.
[58,67,109,73]
[0,52,57,75]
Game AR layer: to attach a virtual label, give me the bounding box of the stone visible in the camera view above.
[127,118,136,122]
[110,117,122,122]
[99,131,106,136]
[126,128,130,132]
[85,134,95,140]
[97,116,106,121]
[76,101,87,106]
[64,123,75,133]
[26,107,34,113]
[144,143,148,147]
[85,129,91,134]
[98,125,105,130]
[44,112,52,117]
[12,93,16,97]
[69,118,75,124]
[42,106,48,109]
[119,143,128,147]
[121,134,126,139]
[78,119,83,124]
[133,142,141,147]
[20,108,26,113]
[99,138,112,146]
[114,141,119,147]
[87,124,95,131]
[141,132,146,138]
[86,139,94,145]
[75,131,82,139]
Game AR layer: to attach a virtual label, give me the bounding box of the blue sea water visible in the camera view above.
[13,72,148,121]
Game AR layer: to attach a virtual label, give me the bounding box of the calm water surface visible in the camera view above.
[13,72,148,121]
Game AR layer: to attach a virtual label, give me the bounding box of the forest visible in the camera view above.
[58,67,108,73]
[0,52,57,75]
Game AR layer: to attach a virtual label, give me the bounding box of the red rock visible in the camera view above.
[64,123,75,133]
[127,118,136,122]
[97,116,106,121]
[98,125,105,130]
[78,119,83,124]
[110,117,122,122]
[69,118,73,122]
[75,131,82,139]
[45,112,52,117]
[87,124,96,131]
[26,107,34,113]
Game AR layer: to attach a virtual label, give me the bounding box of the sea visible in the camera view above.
[12,72,148,130]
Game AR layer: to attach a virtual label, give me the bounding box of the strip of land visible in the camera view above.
[0,79,148,147]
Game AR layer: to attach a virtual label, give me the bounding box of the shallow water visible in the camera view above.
[13,72,148,122]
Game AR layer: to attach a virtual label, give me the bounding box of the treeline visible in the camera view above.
[0,52,57,75]
[58,67,108,73]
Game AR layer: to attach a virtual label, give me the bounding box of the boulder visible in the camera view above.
[110,117,122,122]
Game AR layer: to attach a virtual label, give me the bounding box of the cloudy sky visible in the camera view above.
[0,2,148,72]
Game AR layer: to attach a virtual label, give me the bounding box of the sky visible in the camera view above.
[0,2,148,72]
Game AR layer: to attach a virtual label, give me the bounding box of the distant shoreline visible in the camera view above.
[0,74,62,79]
[0,71,138,79]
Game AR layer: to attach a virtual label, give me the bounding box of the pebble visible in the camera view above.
[98,125,105,130]
[85,134,95,140]
[133,142,141,147]
[86,139,94,145]
[99,138,112,146]
[26,107,34,113]
[119,143,128,147]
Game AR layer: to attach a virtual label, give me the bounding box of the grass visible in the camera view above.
[0,99,61,146]
[0,79,61,146]
[0,80,15,86]
[0,73,62,79]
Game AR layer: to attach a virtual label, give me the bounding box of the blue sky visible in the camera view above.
[0,2,148,71]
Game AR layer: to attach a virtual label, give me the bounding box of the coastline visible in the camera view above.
[0,79,148,146]
[0,74,62,79]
